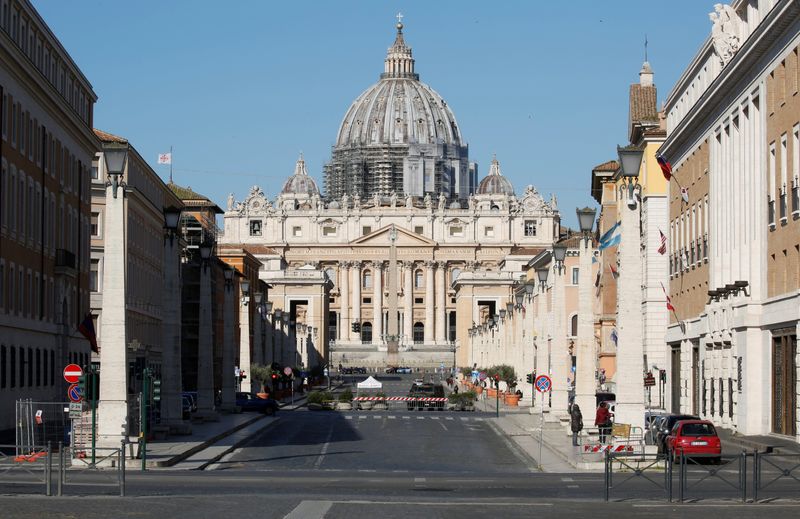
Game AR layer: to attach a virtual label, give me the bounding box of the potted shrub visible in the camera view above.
[249,364,272,398]
[462,390,477,411]
[307,390,325,410]
[322,391,336,410]
[373,391,388,410]
[337,389,353,410]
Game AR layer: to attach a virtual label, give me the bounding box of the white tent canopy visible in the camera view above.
[356,376,382,390]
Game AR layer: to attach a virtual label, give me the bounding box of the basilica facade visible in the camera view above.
[221,22,559,370]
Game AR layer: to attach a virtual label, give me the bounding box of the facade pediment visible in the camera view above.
[351,225,436,246]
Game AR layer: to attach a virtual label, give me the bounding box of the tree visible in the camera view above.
[249,364,272,393]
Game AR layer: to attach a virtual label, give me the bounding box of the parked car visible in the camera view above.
[665,420,721,463]
[407,383,445,410]
[236,392,279,415]
[181,396,193,420]
[385,367,398,374]
[396,367,412,374]
[355,367,367,374]
[182,391,198,412]
[656,414,700,456]
[644,411,668,445]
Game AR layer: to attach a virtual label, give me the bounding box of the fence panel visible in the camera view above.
[604,452,671,502]
[15,400,72,455]
[753,452,800,502]
[0,443,52,495]
[678,451,747,503]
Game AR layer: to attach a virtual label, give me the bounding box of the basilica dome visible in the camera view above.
[281,154,320,196]
[477,156,514,196]
[335,23,463,149]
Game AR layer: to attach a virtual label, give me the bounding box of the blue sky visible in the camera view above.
[36,1,712,228]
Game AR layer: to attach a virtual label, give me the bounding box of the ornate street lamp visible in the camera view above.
[576,207,597,236]
[223,267,234,289]
[536,267,549,291]
[103,144,128,199]
[240,279,250,306]
[553,244,567,274]
[617,144,645,210]
[163,207,182,245]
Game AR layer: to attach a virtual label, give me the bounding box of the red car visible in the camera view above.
[665,420,721,463]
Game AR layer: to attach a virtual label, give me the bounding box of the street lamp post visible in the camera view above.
[195,241,217,419]
[574,207,598,418]
[239,279,251,393]
[613,144,647,426]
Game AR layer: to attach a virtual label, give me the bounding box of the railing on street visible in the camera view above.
[604,452,671,502]
[753,451,800,502]
[677,451,747,503]
[0,443,53,495]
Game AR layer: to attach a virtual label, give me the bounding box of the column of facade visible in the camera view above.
[351,261,362,341]
[372,262,383,345]
[435,262,447,344]
[238,288,251,393]
[252,305,262,366]
[424,261,435,344]
[97,175,128,446]
[403,261,413,344]
[339,262,350,342]
[575,239,596,416]
[220,276,236,412]
[551,262,569,416]
[196,261,217,418]
[159,233,187,431]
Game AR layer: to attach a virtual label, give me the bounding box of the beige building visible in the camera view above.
[0,0,98,434]
[662,0,800,440]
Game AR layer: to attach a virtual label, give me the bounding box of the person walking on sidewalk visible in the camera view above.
[595,402,612,443]
[570,404,583,446]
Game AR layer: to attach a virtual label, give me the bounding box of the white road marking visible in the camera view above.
[402,416,410,420]
[567,485,579,488]
[283,500,333,519]
[445,417,454,421]
[430,416,439,420]
[358,415,367,420]
[312,426,334,470]
[345,416,353,420]
[414,477,426,483]
[461,417,469,421]
[416,416,425,420]
[439,421,448,432]
[373,416,381,420]
[561,477,574,482]
[388,415,396,419]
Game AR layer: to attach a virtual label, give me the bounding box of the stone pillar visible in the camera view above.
[351,262,361,341]
[551,262,569,416]
[238,286,251,393]
[339,262,349,342]
[252,304,262,367]
[97,175,129,446]
[160,233,188,431]
[575,238,596,416]
[614,200,645,426]
[403,261,413,344]
[372,262,383,345]
[196,262,217,419]
[435,262,447,344]
[220,276,236,412]
[424,261,435,343]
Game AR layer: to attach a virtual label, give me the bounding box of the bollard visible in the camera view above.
[752,450,759,503]
[740,450,747,503]
[666,452,673,502]
[679,451,685,503]
[119,439,126,497]
[604,450,609,501]
[57,442,63,496]
[45,443,52,496]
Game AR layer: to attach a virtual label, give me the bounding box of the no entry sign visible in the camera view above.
[534,374,552,393]
[63,364,83,384]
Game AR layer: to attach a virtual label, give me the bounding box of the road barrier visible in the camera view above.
[352,397,447,402]
[0,443,52,495]
[753,451,800,502]
[604,452,671,502]
[59,440,126,497]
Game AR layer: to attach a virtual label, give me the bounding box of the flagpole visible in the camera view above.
[169,145,173,183]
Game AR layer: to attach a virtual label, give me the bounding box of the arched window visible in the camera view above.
[361,322,372,343]
[414,269,424,288]
[413,322,424,344]
[570,314,578,337]
[451,268,461,283]
[363,270,372,288]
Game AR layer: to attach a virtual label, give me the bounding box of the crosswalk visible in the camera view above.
[344,415,485,422]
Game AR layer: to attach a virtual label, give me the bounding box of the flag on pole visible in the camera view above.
[660,282,675,313]
[656,154,672,181]
[157,152,172,165]
[599,221,620,245]
[78,313,98,353]
[657,229,667,255]
[680,187,689,204]
[599,234,621,251]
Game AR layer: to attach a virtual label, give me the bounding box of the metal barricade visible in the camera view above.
[604,451,671,501]
[57,440,126,496]
[753,451,800,502]
[678,451,747,503]
[0,443,52,495]
[15,400,72,455]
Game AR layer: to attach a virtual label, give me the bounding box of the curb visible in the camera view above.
[149,413,266,468]
[197,417,282,471]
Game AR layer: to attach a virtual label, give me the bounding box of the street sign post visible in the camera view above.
[533,374,552,471]
[69,402,82,419]
[63,364,82,384]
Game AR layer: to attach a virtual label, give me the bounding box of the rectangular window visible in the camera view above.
[91,164,98,180]
[793,124,800,217]
[18,346,24,387]
[322,226,336,237]
[363,297,372,304]
[10,346,15,388]
[484,226,494,237]
[571,267,579,285]
[90,259,99,292]
[781,133,788,223]
[90,211,99,237]
[449,226,464,237]
[249,220,262,236]
[524,220,537,237]
[414,297,424,304]
[414,226,424,234]
[35,348,40,386]
[292,226,302,237]
[362,226,372,236]
[769,142,777,228]
[27,347,32,385]
[1,345,5,388]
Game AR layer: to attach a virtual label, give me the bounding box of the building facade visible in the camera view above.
[0,0,97,434]
[662,0,800,440]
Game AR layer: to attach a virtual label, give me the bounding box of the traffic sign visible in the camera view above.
[283,366,293,376]
[478,371,487,381]
[69,402,82,419]
[534,375,552,393]
[67,383,82,402]
[63,364,83,384]
[644,372,656,387]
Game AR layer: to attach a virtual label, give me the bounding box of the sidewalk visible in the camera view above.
[719,428,800,455]
[143,393,308,468]
[474,395,603,473]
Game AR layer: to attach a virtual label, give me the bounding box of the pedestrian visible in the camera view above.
[570,404,583,446]
[453,385,459,394]
[595,402,612,443]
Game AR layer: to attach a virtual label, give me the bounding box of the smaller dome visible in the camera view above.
[476,156,514,196]
[281,154,320,196]
[449,200,462,209]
